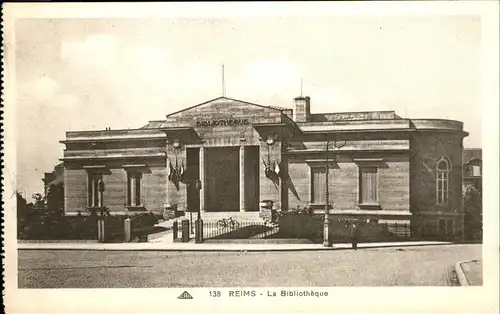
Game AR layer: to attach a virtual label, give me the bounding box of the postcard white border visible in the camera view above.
[3,2,499,313]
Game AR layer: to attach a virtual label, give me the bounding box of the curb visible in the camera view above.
[17,246,337,252]
[17,241,456,252]
[454,261,470,286]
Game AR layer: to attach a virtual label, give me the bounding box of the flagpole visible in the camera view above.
[222,64,225,97]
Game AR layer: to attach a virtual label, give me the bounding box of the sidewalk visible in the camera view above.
[454,259,483,286]
[17,240,454,252]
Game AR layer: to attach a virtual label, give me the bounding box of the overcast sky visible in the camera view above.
[15,16,481,197]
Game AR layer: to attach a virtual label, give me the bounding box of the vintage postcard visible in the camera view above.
[2,2,499,313]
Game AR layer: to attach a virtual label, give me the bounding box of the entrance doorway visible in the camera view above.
[205,147,240,211]
[186,148,200,213]
[244,146,260,211]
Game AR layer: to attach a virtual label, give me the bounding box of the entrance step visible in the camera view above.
[183,211,261,222]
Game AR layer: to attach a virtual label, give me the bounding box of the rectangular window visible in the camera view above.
[359,166,378,204]
[87,173,101,207]
[472,165,481,177]
[127,172,142,207]
[311,167,326,204]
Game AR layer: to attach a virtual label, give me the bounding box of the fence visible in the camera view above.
[168,216,411,243]
[200,219,409,242]
[203,220,279,241]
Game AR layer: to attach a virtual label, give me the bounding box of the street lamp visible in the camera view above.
[98,177,105,215]
[195,177,203,243]
[262,135,279,179]
[97,177,106,243]
[323,136,346,247]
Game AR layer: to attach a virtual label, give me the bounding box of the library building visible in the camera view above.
[61,95,468,240]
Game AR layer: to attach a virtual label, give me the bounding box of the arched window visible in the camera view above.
[436,156,450,205]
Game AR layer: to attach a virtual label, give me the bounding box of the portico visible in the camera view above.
[161,97,295,214]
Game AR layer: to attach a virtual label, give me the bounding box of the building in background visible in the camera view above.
[462,148,482,241]
[463,148,482,193]
[59,96,469,240]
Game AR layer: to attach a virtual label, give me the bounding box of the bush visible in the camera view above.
[103,212,158,242]
[18,209,159,241]
[130,212,158,229]
[277,213,396,243]
[18,214,99,240]
[279,204,314,216]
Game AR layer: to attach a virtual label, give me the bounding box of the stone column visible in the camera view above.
[240,145,246,212]
[129,175,136,206]
[165,155,169,210]
[92,179,98,207]
[199,146,205,212]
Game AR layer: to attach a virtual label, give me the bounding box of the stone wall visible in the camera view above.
[63,161,167,216]
[285,154,410,213]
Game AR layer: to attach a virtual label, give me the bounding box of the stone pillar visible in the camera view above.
[98,189,103,208]
[124,218,131,242]
[240,145,246,212]
[199,146,205,213]
[165,155,169,211]
[129,175,136,206]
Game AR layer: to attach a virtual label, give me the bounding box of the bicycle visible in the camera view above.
[216,217,240,230]
[264,220,277,227]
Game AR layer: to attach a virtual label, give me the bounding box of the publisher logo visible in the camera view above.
[178,291,193,299]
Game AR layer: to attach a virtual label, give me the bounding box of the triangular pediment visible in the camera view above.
[165,97,287,127]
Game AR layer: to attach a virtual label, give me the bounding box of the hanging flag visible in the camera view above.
[172,158,179,183]
[265,161,273,179]
[262,157,268,169]
[274,161,281,176]
[167,161,173,181]
[179,162,186,182]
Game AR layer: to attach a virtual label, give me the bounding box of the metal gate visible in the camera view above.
[203,219,279,240]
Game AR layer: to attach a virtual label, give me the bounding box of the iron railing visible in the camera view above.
[203,220,279,240]
[384,222,411,238]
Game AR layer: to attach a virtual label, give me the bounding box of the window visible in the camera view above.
[311,167,326,204]
[87,172,102,207]
[436,157,450,205]
[359,166,378,204]
[127,172,142,207]
[471,165,481,177]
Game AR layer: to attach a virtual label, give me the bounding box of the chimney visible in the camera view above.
[293,96,311,122]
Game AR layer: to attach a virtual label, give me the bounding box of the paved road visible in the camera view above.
[18,244,481,288]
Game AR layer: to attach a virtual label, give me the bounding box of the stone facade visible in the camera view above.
[60,96,468,240]
[409,131,465,239]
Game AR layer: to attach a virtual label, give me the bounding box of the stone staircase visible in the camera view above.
[182,211,262,222]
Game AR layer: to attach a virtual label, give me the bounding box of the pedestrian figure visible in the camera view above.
[351,223,360,250]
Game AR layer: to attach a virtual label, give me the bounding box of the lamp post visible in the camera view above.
[98,178,105,215]
[195,177,203,243]
[323,136,346,247]
[97,178,106,242]
[262,135,279,180]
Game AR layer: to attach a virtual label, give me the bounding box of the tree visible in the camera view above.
[46,182,64,215]
[17,192,28,223]
[32,193,45,211]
